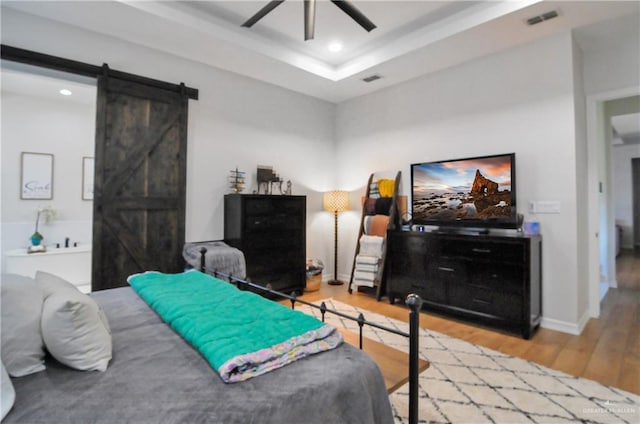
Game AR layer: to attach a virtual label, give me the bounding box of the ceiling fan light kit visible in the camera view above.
[242,0,377,41]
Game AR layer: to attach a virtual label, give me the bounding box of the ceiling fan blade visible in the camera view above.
[242,0,286,28]
[330,0,376,32]
[304,0,316,41]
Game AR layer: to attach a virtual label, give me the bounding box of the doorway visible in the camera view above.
[588,89,640,317]
[0,63,96,289]
[1,47,198,291]
[609,96,640,257]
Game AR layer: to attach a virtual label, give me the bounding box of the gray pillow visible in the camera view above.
[0,274,46,377]
[1,361,15,420]
[35,271,112,372]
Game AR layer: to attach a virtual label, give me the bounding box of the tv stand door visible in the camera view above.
[386,232,429,302]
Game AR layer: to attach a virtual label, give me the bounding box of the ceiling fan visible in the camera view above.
[242,0,377,41]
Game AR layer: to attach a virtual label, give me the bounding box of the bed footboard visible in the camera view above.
[199,247,422,424]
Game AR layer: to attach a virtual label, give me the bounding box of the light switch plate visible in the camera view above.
[529,200,560,214]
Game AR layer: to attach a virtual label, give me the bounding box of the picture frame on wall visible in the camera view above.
[82,156,94,200]
[20,152,54,200]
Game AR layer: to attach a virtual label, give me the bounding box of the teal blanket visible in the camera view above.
[127,271,342,382]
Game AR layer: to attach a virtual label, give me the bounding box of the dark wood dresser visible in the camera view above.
[386,230,542,338]
[224,194,306,295]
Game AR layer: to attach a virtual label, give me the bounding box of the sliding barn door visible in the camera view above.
[92,76,188,291]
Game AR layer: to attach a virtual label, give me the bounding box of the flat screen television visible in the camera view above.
[410,153,517,230]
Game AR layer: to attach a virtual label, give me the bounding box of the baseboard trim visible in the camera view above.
[599,282,609,301]
[540,315,587,336]
[576,309,590,334]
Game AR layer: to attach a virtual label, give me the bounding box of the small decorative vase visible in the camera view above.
[30,232,43,246]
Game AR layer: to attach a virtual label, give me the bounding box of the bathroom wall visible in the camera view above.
[1,69,96,271]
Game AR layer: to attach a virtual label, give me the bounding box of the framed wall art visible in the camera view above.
[82,156,94,200]
[20,152,54,200]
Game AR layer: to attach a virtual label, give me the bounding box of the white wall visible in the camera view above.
[335,32,582,331]
[1,90,96,263]
[582,14,640,97]
[572,35,590,329]
[1,8,337,277]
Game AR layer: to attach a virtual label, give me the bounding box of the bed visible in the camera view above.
[2,272,396,424]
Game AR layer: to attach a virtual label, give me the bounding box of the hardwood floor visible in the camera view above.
[616,249,640,290]
[299,254,640,395]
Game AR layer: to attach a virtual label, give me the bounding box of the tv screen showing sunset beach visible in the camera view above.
[411,154,514,223]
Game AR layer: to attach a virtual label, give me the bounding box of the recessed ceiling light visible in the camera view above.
[328,42,343,53]
[59,89,72,96]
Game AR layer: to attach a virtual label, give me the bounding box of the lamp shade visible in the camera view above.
[323,190,350,213]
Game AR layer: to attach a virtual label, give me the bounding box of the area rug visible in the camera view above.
[296,299,639,424]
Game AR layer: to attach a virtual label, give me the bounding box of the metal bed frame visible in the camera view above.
[198,247,423,424]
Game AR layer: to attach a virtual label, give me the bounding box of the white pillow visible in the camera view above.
[0,274,46,377]
[0,362,15,420]
[36,271,112,372]
[35,270,81,297]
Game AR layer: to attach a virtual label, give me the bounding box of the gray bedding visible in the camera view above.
[183,241,246,279]
[5,287,393,424]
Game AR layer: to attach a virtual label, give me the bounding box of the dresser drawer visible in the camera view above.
[245,198,304,216]
[245,214,303,231]
[441,239,524,263]
[469,264,524,294]
[242,231,303,250]
[451,283,523,321]
[427,257,468,281]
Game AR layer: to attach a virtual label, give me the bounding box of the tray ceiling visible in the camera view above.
[2,1,638,103]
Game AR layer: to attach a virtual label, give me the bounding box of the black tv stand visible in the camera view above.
[386,230,542,339]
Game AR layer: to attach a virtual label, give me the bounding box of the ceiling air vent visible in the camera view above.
[526,10,559,26]
[362,74,382,83]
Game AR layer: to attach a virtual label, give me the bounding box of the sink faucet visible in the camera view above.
[65,237,70,248]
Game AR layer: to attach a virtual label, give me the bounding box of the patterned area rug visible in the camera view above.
[296,299,640,424]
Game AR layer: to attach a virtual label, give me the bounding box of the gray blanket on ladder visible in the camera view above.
[182,241,246,279]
